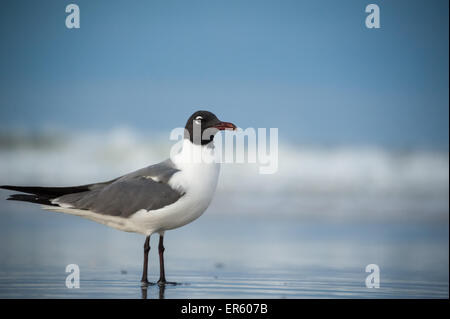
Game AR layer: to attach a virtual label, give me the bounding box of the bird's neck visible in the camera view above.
[171,138,216,166]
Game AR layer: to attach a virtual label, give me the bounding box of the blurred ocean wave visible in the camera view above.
[0,128,448,223]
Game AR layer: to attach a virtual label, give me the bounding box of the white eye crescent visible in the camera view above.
[194,116,203,125]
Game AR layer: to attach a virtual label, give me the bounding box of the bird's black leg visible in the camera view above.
[157,234,178,285]
[156,234,178,286]
[157,234,167,285]
[141,235,151,286]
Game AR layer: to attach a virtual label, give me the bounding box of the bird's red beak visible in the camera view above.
[214,121,237,131]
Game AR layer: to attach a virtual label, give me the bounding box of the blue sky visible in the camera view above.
[0,0,448,148]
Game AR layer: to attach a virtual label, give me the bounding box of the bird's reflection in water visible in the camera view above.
[141,284,166,299]
[141,287,148,299]
[159,285,166,299]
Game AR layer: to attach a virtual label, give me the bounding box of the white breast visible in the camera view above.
[130,139,220,235]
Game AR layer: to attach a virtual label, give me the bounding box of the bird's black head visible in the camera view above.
[184,110,236,145]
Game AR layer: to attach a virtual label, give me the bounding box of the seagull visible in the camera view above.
[0,110,236,286]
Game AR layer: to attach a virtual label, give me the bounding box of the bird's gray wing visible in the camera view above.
[54,159,183,218]
[117,159,179,184]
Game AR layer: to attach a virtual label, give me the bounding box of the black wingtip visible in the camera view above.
[0,184,91,197]
[1,185,29,192]
[5,194,58,206]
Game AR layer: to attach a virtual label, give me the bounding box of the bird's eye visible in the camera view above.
[194,116,203,125]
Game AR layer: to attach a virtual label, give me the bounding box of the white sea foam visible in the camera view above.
[0,128,448,222]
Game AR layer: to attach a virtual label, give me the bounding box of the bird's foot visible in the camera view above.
[157,279,179,286]
[140,279,156,287]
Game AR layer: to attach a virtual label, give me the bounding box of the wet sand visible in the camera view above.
[0,267,448,299]
[0,205,448,298]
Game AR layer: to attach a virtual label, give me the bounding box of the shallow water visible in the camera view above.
[0,202,448,298]
[1,267,448,299]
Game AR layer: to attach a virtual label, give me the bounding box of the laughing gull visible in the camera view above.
[1,110,236,286]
